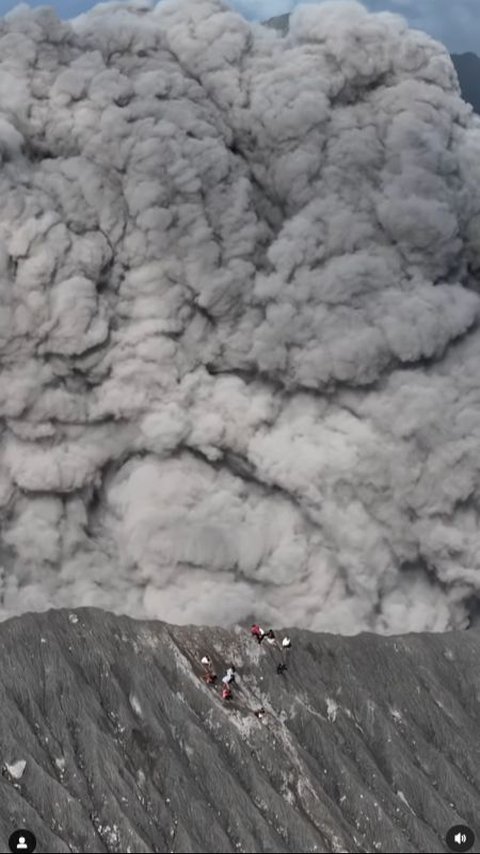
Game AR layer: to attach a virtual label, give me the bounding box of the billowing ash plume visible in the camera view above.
[1,0,480,634]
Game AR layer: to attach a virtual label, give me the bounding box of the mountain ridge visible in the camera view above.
[0,607,479,852]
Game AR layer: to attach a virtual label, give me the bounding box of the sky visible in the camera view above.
[0,0,478,55]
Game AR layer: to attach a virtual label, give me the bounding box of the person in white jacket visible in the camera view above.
[222,665,236,686]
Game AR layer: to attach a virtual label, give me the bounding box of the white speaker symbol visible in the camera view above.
[455,832,467,845]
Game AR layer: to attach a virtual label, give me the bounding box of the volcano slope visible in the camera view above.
[0,609,479,853]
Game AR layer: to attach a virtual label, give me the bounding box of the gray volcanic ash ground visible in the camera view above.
[0,608,479,853]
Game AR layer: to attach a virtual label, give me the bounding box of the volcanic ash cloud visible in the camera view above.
[1,0,480,633]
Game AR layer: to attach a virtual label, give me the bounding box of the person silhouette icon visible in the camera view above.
[8,829,36,854]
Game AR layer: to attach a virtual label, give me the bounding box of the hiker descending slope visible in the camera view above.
[201,655,213,673]
[282,636,292,660]
[276,636,292,674]
[222,666,236,688]
[222,685,233,701]
[253,707,267,719]
[251,624,265,644]
[201,654,217,684]
[265,629,278,648]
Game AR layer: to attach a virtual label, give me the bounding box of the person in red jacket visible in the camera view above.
[222,685,233,701]
[250,624,265,644]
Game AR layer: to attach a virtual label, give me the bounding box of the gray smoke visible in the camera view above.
[1,0,480,634]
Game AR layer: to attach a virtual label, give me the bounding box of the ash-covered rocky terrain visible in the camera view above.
[0,609,479,853]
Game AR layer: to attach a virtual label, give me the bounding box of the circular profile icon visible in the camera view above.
[446,825,475,853]
[8,830,37,854]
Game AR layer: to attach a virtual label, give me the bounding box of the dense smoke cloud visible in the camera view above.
[1,0,480,634]
[366,0,480,56]
[234,1,480,57]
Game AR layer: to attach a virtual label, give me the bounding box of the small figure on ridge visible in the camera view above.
[222,685,233,701]
[222,665,236,687]
[251,624,265,644]
[265,629,278,647]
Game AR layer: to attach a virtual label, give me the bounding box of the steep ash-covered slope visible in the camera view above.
[0,609,479,853]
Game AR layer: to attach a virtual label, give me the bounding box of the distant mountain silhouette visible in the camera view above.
[451,53,480,114]
[264,13,290,34]
[264,16,480,115]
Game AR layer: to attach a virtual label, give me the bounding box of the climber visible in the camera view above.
[265,629,277,647]
[282,637,292,650]
[277,662,287,675]
[222,665,236,686]
[222,685,233,701]
[203,671,217,685]
[251,624,265,644]
[201,655,213,672]
[254,706,266,719]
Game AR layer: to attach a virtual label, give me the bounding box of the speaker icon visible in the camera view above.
[446,824,475,853]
